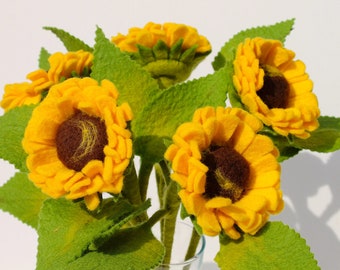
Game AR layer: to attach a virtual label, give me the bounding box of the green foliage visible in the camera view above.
[132,66,230,163]
[36,198,162,270]
[43,26,93,52]
[1,20,338,269]
[215,222,320,270]
[261,116,340,161]
[294,116,340,152]
[66,225,164,270]
[38,47,51,70]
[212,19,295,70]
[0,105,35,171]
[0,172,48,229]
[91,27,160,115]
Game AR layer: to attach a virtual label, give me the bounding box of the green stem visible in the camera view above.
[154,162,167,209]
[157,161,181,265]
[184,227,201,261]
[121,161,148,224]
[161,207,179,265]
[121,160,142,205]
[147,209,167,228]
[138,159,154,202]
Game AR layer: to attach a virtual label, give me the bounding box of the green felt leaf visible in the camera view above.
[212,19,295,70]
[0,172,48,229]
[67,224,164,270]
[38,47,51,70]
[276,145,301,162]
[215,222,319,270]
[293,116,340,153]
[43,26,93,52]
[36,198,152,270]
[91,27,160,115]
[0,105,35,171]
[132,66,229,163]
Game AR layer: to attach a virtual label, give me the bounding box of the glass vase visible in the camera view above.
[154,221,206,270]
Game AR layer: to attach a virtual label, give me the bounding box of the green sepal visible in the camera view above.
[128,39,211,88]
[213,18,295,70]
[179,44,198,64]
[169,39,184,60]
[0,172,48,229]
[153,40,169,59]
[215,222,320,270]
[0,105,36,171]
[43,26,93,52]
[132,66,229,163]
[91,27,160,116]
[136,45,155,64]
[36,197,155,270]
[38,47,51,70]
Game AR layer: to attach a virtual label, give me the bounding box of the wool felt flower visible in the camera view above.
[47,50,93,82]
[111,22,211,88]
[0,70,52,111]
[111,22,211,53]
[22,77,133,210]
[165,106,283,239]
[1,50,93,112]
[232,37,320,139]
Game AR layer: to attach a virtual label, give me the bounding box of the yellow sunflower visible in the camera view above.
[22,77,133,210]
[111,22,211,53]
[47,50,93,82]
[1,70,52,112]
[111,22,211,88]
[164,106,283,239]
[1,50,93,112]
[232,37,320,139]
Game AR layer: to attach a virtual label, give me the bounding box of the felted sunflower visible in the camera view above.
[164,106,283,239]
[0,70,52,111]
[22,77,133,210]
[232,37,320,139]
[111,22,211,88]
[1,50,93,112]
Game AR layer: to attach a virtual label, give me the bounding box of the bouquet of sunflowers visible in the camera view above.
[0,19,339,269]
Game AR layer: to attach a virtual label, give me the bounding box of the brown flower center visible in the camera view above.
[257,65,290,109]
[55,110,108,171]
[202,144,250,202]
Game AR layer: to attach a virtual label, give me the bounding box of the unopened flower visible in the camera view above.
[1,70,52,111]
[22,77,133,210]
[111,22,211,88]
[1,50,93,112]
[232,37,320,139]
[165,106,283,239]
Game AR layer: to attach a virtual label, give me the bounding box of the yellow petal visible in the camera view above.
[84,193,101,211]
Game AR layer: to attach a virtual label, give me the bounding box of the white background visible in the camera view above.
[0,0,340,269]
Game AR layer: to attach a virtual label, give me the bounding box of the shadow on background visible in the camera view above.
[272,150,340,270]
[202,262,220,270]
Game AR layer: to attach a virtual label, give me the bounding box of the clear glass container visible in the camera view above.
[154,221,206,270]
